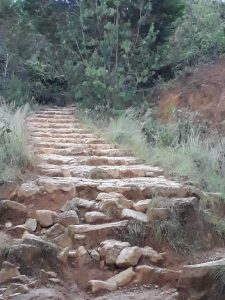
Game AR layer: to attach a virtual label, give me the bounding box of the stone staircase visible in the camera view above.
[1,106,223,299]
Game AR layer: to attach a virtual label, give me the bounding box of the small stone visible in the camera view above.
[54,210,79,226]
[0,262,20,284]
[140,247,164,264]
[89,280,117,294]
[90,249,100,261]
[5,221,13,228]
[77,246,87,256]
[48,278,61,284]
[84,211,109,223]
[35,210,57,227]
[116,247,142,267]
[121,209,148,223]
[74,234,86,240]
[25,218,37,232]
[107,267,136,287]
[68,250,77,258]
[57,247,69,263]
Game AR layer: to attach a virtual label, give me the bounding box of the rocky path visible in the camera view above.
[1,106,224,299]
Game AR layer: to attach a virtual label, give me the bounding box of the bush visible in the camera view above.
[0,100,31,182]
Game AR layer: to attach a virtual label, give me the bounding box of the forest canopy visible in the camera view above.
[0,0,225,109]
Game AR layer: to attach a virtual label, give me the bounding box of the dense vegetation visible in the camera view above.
[1,0,225,109]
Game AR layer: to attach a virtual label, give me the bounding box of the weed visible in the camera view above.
[209,265,225,299]
[116,219,148,247]
[0,100,31,182]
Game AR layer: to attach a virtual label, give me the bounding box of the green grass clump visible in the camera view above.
[0,101,31,182]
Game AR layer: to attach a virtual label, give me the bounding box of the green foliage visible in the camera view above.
[162,0,225,74]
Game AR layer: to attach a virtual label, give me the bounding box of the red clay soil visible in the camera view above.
[157,55,225,130]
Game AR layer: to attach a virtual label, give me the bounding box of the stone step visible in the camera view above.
[33,147,130,157]
[28,128,91,134]
[32,139,115,149]
[37,163,164,179]
[16,176,189,202]
[28,130,90,137]
[26,116,77,122]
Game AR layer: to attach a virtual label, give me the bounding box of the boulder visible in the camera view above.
[121,209,148,223]
[116,247,142,267]
[35,210,57,227]
[54,210,79,226]
[84,211,109,224]
[0,200,27,225]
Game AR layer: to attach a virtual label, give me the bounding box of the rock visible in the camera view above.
[135,265,181,287]
[7,225,28,237]
[68,220,128,234]
[54,210,79,226]
[7,283,29,294]
[100,240,131,265]
[25,219,37,232]
[7,244,42,264]
[99,199,123,217]
[98,193,133,217]
[44,224,65,240]
[147,208,170,221]
[0,262,20,284]
[77,246,87,256]
[53,230,72,248]
[5,221,13,228]
[89,280,117,294]
[121,209,148,223]
[68,250,77,258]
[178,259,225,299]
[0,200,27,225]
[116,247,142,267]
[89,168,111,179]
[97,192,133,209]
[107,267,136,287]
[74,234,86,240]
[17,181,40,198]
[48,278,61,284]
[62,198,95,211]
[84,211,109,223]
[141,247,164,264]
[57,247,69,263]
[90,249,100,261]
[35,210,57,227]
[133,199,152,212]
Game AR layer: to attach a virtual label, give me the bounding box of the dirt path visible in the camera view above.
[1,106,224,299]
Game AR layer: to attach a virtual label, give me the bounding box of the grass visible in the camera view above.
[94,108,225,197]
[0,100,31,182]
[209,265,225,299]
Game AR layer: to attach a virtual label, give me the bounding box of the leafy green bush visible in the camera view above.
[0,101,31,182]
